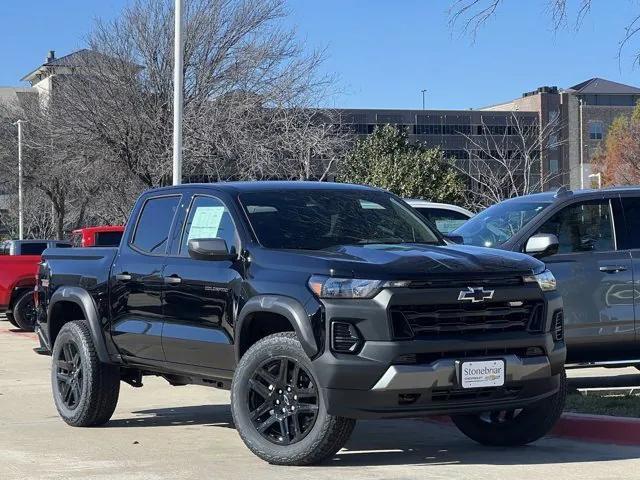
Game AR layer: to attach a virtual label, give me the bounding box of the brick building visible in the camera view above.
[486,78,640,189]
[337,78,640,190]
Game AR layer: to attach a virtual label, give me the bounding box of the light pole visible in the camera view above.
[172,0,184,185]
[421,89,427,110]
[13,120,25,240]
[579,97,584,189]
[589,172,602,189]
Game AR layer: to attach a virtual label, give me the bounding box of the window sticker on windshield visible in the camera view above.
[188,206,225,240]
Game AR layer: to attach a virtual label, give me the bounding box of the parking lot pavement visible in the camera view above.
[2,322,640,480]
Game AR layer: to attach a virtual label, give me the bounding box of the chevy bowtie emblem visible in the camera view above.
[458,286,494,303]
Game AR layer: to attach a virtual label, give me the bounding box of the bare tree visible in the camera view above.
[53,0,347,188]
[0,188,57,239]
[452,112,564,209]
[449,0,640,65]
[0,0,348,238]
[0,93,127,239]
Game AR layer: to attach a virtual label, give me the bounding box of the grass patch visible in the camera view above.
[565,393,640,418]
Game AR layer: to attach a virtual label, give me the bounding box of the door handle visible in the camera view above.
[599,265,628,273]
[115,273,132,281]
[163,275,182,285]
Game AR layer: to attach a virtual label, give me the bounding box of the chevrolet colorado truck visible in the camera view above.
[0,239,71,330]
[35,182,566,466]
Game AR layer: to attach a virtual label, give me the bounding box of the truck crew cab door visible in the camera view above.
[527,196,635,363]
[616,194,640,348]
[110,194,183,362]
[161,192,242,372]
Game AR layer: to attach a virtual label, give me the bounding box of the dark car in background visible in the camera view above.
[452,187,640,367]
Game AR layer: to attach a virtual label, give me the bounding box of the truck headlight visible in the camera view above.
[308,276,409,299]
[524,269,557,292]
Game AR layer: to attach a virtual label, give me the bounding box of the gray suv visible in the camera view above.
[452,187,640,367]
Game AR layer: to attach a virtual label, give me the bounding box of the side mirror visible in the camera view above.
[187,238,236,261]
[525,233,559,258]
[443,234,464,244]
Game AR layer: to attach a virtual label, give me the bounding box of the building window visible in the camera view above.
[443,150,469,159]
[549,159,559,173]
[589,121,604,140]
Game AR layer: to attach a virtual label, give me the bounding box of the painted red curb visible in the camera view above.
[552,413,640,446]
[425,413,640,446]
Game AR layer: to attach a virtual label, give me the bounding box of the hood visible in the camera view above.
[269,243,544,280]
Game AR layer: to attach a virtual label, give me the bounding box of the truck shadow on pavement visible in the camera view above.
[331,419,640,467]
[105,404,235,429]
[105,404,640,467]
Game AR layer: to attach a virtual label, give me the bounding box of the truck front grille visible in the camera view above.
[431,386,523,403]
[392,346,543,365]
[391,300,544,339]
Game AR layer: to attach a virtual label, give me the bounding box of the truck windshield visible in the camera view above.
[452,199,551,247]
[240,189,441,250]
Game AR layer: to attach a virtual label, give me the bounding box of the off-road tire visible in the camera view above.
[13,290,37,331]
[451,370,567,446]
[51,320,120,427]
[231,332,355,465]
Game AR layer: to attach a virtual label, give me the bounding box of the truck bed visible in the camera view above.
[41,247,118,292]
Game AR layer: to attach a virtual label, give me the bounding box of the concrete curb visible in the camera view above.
[425,413,640,446]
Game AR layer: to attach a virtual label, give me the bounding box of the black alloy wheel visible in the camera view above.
[14,294,38,331]
[55,340,84,410]
[247,356,319,445]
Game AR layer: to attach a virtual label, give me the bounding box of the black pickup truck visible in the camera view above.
[35,182,566,466]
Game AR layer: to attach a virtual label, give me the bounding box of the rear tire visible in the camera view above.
[231,332,355,465]
[13,291,37,331]
[451,370,567,447]
[51,320,120,427]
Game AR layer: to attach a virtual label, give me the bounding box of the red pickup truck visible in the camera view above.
[0,239,72,330]
[70,226,125,247]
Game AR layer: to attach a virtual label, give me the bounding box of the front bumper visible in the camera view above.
[371,354,551,391]
[311,287,565,419]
